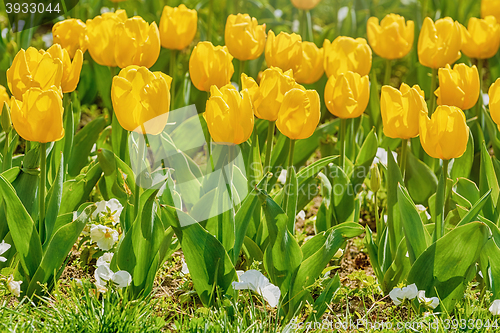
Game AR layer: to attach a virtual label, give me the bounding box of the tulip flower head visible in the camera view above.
[325,71,370,119]
[0,85,9,114]
[290,0,321,10]
[294,41,324,84]
[189,42,234,92]
[488,78,500,131]
[52,19,89,58]
[418,17,462,69]
[159,4,198,50]
[276,86,320,140]
[10,88,64,143]
[381,83,427,139]
[111,66,171,135]
[205,84,254,145]
[265,30,302,73]
[419,105,469,160]
[389,283,418,305]
[482,0,500,23]
[367,14,414,60]
[241,67,296,121]
[6,47,63,100]
[44,44,83,93]
[435,63,480,111]
[460,16,500,59]
[323,36,372,78]
[225,14,267,61]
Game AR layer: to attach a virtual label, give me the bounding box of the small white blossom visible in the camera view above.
[278,170,287,184]
[92,199,123,225]
[373,148,398,167]
[417,290,439,309]
[490,299,500,316]
[232,270,281,308]
[90,224,119,251]
[181,258,189,275]
[7,275,22,297]
[0,240,11,262]
[296,210,306,220]
[94,263,132,292]
[96,253,114,267]
[416,205,432,220]
[389,283,418,305]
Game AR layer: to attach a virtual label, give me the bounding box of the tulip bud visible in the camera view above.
[276,86,320,140]
[225,14,267,61]
[241,67,295,121]
[418,17,461,69]
[381,83,427,139]
[45,44,83,93]
[325,71,370,119]
[323,36,372,78]
[435,63,480,111]
[370,164,381,193]
[2,102,12,134]
[460,16,500,59]
[481,0,500,23]
[189,42,234,92]
[488,78,500,131]
[111,66,171,135]
[159,4,198,50]
[294,42,324,84]
[367,14,414,60]
[52,19,89,59]
[205,84,254,145]
[10,88,64,143]
[419,105,469,160]
[290,0,321,10]
[265,30,302,73]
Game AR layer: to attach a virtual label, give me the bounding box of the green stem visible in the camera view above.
[169,50,177,108]
[300,10,308,41]
[2,131,9,172]
[39,142,47,242]
[384,59,392,86]
[263,120,275,189]
[134,135,147,219]
[207,0,214,41]
[429,68,438,115]
[435,159,449,241]
[476,58,484,122]
[282,139,296,217]
[399,139,408,180]
[306,10,313,42]
[339,118,347,170]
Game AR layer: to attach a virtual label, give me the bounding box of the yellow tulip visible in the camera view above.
[111,66,172,135]
[418,17,462,69]
[276,86,320,140]
[324,71,370,119]
[435,63,479,110]
[323,36,372,78]
[159,4,198,50]
[45,44,83,93]
[86,10,127,67]
[241,67,296,121]
[265,30,302,73]
[488,78,500,131]
[290,0,321,10]
[419,105,469,160]
[0,85,9,115]
[6,47,63,100]
[52,19,89,59]
[482,0,500,23]
[225,14,266,61]
[10,88,64,143]
[460,16,500,59]
[367,14,414,60]
[381,83,427,139]
[189,42,234,92]
[205,84,254,145]
[294,42,324,84]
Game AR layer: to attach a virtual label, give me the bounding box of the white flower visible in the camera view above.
[94,264,132,292]
[389,283,418,305]
[490,300,500,316]
[92,199,123,225]
[415,205,432,220]
[296,210,306,220]
[7,275,22,297]
[96,253,114,267]
[181,258,189,275]
[232,270,281,308]
[90,224,119,251]
[278,170,287,184]
[417,290,439,309]
[0,240,11,262]
[373,148,398,167]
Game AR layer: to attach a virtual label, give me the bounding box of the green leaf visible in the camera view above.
[479,239,500,300]
[450,130,474,180]
[455,178,480,206]
[59,163,103,215]
[364,226,384,283]
[306,273,341,322]
[330,165,355,224]
[456,190,492,227]
[44,153,64,245]
[405,151,438,205]
[381,238,410,293]
[386,147,404,257]
[479,141,500,222]
[350,128,378,192]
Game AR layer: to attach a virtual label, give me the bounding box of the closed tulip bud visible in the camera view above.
[482,0,500,23]
[189,42,234,92]
[52,19,89,59]
[381,83,427,139]
[0,85,8,115]
[290,0,321,10]
[205,84,254,145]
[418,17,462,69]
[111,66,171,135]
[45,44,83,93]
[276,86,320,140]
[323,36,372,78]
[265,30,302,73]
[241,67,296,121]
[86,10,127,67]
[367,14,414,60]
[435,63,479,110]
[370,164,381,193]
[10,88,64,143]
[460,16,500,59]
[488,78,500,130]
[225,14,266,61]
[294,42,324,84]
[159,4,198,50]
[6,47,63,100]
[419,105,469,160]
[325,71,370,119]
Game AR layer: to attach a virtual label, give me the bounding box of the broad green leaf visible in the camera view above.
[330,165,355,224]
[59,163,103,215]
[479,239,500,300]
[381,238,410,293]
[350,128,378,192]
[450,130,474,180]
[44,153,64,245]
[386,147,404,257]
[455,178,480,206]
[405,151,438,205]
[456,190,492,227]
[480,141,500,222]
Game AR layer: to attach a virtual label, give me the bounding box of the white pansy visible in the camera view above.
[181,258,189,275]
[96,252,114,267]
[112,271,133,288]
[417,290,439,309]
[90,224,119,251]
[296,210,306,220]
[92,199,123,225]
[232,270,281,308]
[278,170,287,184]
[490,299,500,316]
[94,263,132,291]
[0,240,11,262]
[389,283,418,305]
[7,275,22,297]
